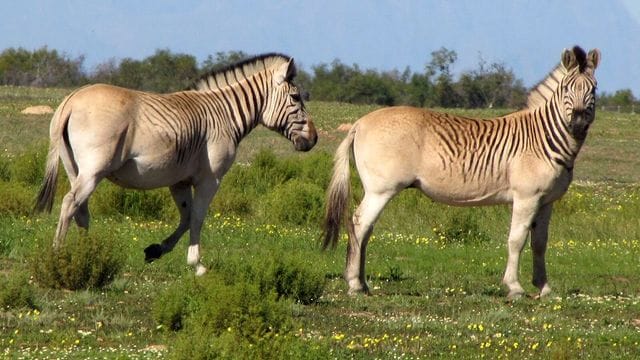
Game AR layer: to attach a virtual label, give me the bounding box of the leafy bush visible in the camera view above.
[154,255,327,358]
[211,183,254,216]
[213,149,332,222]
[265,258,326,305]
[0,272,37,310]
[153,277,201,331]
[0,180,34,216]
[91,184,174,220]
[11,142,47,185]
[156,273,292,359]
[433,211,491,244]
[31,229,124,290]
[258,179,324,226]
[0,155,10,181]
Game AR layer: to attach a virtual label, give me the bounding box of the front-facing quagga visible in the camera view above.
[323,46,600,299]
[35,53,317,275]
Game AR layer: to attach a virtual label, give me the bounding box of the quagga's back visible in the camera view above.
[323,46,600,299]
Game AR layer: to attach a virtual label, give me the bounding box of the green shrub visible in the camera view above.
[212,149,332,222]
[153,277,201,331]
[157,273,295,359]
[91,183,173,220]
[0,155,10,181]
[11,142,47,185]
[265,258,326,305]
[0,271,37,310]
[0,180,34,216]
[208,256,326,305]
[155,256,327,359]
[31,229,124,290]
[258,179,324,226]
[433,211,491,244]
[298,151,333,188]
[211,186,253,216]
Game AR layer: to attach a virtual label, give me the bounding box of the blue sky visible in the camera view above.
[2,0,639,95]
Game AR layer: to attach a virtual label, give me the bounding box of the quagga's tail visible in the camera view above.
[322,124,357,250]
[34,94,74,213]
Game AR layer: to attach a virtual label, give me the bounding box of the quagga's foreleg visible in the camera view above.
[502,196,543,299]
[186,178,221,276]
[144,182,192,262]
[531,203,553,298]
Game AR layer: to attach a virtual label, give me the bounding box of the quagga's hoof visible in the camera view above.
[144,243,163,262]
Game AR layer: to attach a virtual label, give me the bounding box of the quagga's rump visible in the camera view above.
[323,46,600,299]
[35,53,317,275]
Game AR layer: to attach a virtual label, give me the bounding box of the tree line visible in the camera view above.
[0,46,636,109]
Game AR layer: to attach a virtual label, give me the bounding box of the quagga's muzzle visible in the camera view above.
[292,118,317,151]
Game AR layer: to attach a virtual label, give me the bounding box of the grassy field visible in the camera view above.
[1,86,640,359]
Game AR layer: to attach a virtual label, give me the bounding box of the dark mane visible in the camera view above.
[525,64,566,109]
[572,46,587,73]
[190,53,292,92]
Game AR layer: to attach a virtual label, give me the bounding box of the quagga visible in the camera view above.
[35,53,317,275]
[323,46,600,298]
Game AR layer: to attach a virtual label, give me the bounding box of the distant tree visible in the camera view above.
[141,49,198,92]
[0,47,32,85]
[308,60,358,102]
[426,47,460,107]
[344,70,395,105]
[607,89,636,106]
[0,46,85,87]
[200,51,250,73]
[406,73,431,107]
[91,58,119,84]
[113,58,144,89]
[91,50,198,92]
[458,57,527,108]
[307,61,402,105]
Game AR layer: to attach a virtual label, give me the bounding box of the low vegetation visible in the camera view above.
[1,86,639,358]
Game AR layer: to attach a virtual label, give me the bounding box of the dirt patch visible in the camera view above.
[337,123,352,132]
[21,105,54,115]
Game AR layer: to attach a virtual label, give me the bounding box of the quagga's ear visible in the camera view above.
[587,49,601,70]
[561,48,578,71]
[274,58,297,85]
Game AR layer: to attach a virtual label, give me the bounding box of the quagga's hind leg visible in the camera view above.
[74,201,90,230]
[186,178,221,276]
[531,203,553,298]
[144,182,192,262]
[345,191,395,295]
[54,172,101,248]
[60,152,90,231]
[502,196,542,299]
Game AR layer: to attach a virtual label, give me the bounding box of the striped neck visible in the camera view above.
[536,93,581,170]
[526,65,566,110]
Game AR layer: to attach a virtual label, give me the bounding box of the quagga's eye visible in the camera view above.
[290,93,301,102]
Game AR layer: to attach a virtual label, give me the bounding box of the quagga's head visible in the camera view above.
[559,46,601,140]
[263,58,317,151]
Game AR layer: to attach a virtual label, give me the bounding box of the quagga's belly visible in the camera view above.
[107,158,197,190]
[416,177,513,206]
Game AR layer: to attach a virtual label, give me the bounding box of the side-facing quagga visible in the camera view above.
[323,46,600,299]
[35,53,317,275]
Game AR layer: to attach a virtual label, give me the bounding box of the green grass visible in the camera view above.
[1,86,640,358]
